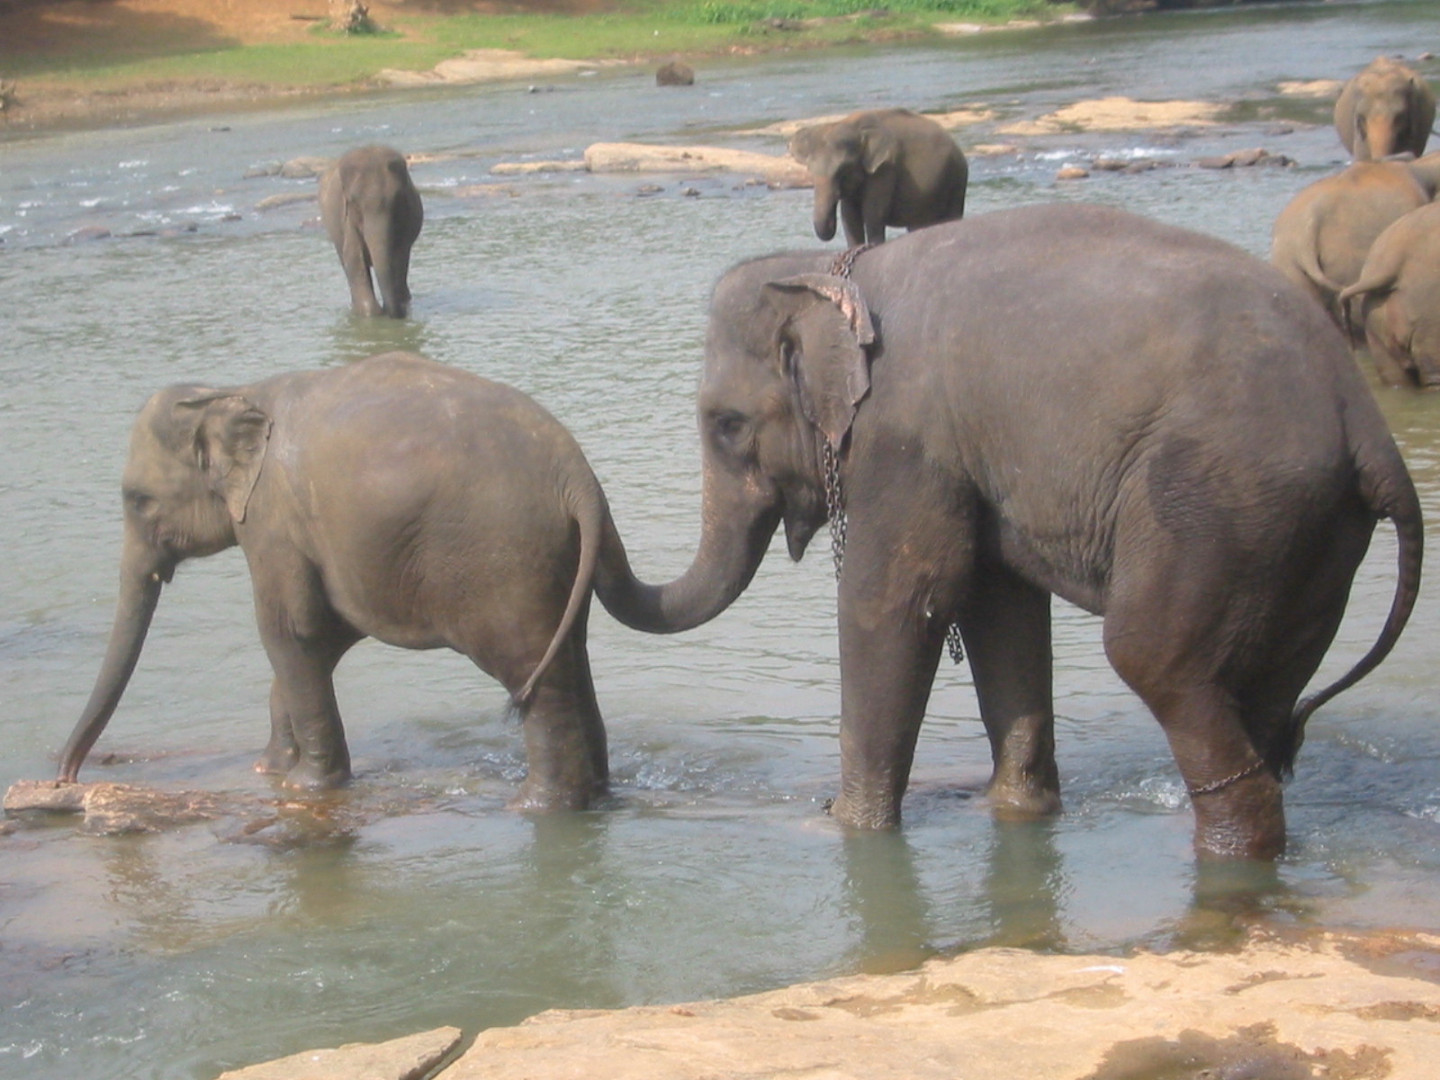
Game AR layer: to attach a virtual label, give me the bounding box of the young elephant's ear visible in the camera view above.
[860,122,902,173]
[177,393,273,524]
[766,273,876,451]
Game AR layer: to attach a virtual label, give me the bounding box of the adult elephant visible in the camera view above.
[59,352,648,810]
[601,204,1422,861]
[1270,158,1433,337]
[318,145,423,318]
[1334,56,1436,161]
[1340,201,1440,388]
[788,108,967,247]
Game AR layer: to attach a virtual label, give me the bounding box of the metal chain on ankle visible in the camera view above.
[822,438,846,579]
[1186,758,1268,798]
[945,623,965,664]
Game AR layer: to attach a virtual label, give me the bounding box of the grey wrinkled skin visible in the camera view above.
[788,108,968,247]
[1269,157,1433,339]
[1334,56,1436,161]
[1341,200,1440,389]
[609,204,1423,861]
[318,145,423,318]
[59,352,662,812]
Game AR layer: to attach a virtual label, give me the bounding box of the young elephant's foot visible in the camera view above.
[281,760,352,791]
[253,743,300,776]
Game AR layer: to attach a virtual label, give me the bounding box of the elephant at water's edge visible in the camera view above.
[1334,56,1436,161]
[59,352,658,810]
[599,204,1422,861]
[319,145,423,318]
[1269,158,1435,338]
[1341,200,1440,388]
[788,108,967,247]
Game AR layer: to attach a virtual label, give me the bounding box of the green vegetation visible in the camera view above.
[10,0,1065,92]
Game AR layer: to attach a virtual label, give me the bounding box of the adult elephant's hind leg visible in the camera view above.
[956,564,1060,817]
[1103,577,1285,860]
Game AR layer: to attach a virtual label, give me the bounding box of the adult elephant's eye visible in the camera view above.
[710,410,750,450]
[125,491,157,517]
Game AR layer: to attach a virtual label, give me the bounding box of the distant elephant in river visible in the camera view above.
[1269,158,1434,338]
[318,145,423,318]
[59,352,657,810]
[787,108,968,247]
[602,204,1421,861]
[1334,56,1436,161]
[1340,200,1440,388]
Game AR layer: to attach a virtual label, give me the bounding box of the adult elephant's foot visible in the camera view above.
[507,777,604,813]
[986,778,1062,820]
[827,789,903,830]
[1189,768,1286,860]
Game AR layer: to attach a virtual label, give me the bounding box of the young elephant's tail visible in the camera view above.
[1283,444,1424,772]
[515,482,606,706]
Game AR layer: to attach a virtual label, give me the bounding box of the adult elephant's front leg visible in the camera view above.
[828,568,948,830]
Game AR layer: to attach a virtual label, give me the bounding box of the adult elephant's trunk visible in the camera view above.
[595,464,781,635]
[57,537,168,782]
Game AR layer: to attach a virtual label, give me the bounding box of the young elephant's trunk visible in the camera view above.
[57,539,167,782]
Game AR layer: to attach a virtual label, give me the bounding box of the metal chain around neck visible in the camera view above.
[822,438,846,580]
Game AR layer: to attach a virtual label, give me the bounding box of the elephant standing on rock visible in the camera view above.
[59,352,656,810]
[602,204,1422,861]
[1269,158,1434,338]
[788,109,968,247]
[1341,200,1440,388]
[319,145,423,318]
[1334,56,1436,161]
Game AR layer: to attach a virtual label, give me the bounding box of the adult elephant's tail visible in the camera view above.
[1283,441,1424,772]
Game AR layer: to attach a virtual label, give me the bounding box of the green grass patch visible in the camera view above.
[11,0,1064,92]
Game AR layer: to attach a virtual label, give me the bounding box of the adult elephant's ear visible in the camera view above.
[767,273,876,451]
[178,393,273,524]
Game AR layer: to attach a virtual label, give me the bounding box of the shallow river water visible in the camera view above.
[3,2,1440,1076]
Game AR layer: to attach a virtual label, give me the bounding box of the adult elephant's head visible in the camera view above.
[789,118,893,242]
[57,387,271,782]
[1335,57,1437,161]
[600,256,873,634]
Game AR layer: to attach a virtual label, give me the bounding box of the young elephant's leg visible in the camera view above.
[955,564,1059,817]
[260,626,360,790]
[509,622,608,812]
[462,591,607,811]
[254,677,300,775]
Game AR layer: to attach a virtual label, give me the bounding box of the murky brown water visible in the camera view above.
[3,3,1439,1076]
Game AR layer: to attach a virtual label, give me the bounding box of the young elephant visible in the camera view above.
[318,145,423,318]
[1334,56,1436,161]
[602,204,1422,861]
[59,352,646,810]
[1269,158,1432,337]
[788,108,968,247]
[1340,201,1440,388]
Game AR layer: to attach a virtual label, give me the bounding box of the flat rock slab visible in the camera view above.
[999,96,1225,135]
[216,1026,462,1080]
[581,143,810,187]
[431,933,1440,1079]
